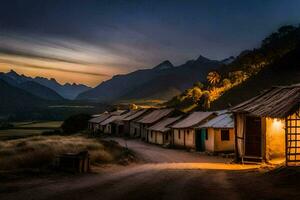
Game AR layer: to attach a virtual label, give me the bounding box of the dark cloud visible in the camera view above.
[0,0,300,75]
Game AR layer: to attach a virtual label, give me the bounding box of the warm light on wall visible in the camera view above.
[272,118,284,130]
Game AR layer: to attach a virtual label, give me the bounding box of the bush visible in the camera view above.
[0,122,14,130]
[61,114,91,134]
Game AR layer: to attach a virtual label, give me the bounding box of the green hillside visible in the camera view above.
[165,25,300,112]
[211,45,300,110]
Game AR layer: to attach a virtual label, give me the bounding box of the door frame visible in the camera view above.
[244,116,262,158]
[195,128,206,151]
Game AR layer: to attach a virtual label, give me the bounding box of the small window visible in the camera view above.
[166,134,169,140]
[221,129,230,141]
[187,129,189,135]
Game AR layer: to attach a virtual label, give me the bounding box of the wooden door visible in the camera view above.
[196,129,206,151]
[245,116,262,157]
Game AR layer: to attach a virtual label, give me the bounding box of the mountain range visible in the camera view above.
[1,24,299,120]
[0,79,47,114]
[77,55,227,102]
[0,70,91,100]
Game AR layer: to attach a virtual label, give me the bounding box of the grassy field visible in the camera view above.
[16,121,63,128]
[0,135,134,171]
[0,121,63,140]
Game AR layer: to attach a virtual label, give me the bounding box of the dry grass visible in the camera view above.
[17,121,63,128]
[0,121,63,140]
[0,135,132,171]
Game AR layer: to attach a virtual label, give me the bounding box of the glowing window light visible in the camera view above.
[272,119,284,130]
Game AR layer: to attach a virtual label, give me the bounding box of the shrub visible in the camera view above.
[61,114,91,134]
[0,122,14,130]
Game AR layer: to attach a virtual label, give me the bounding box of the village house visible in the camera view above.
[147,116,182,146]
[122,109,150,137]
[136,108,175,141]
[231,84,300,165]
[109,110,141,135]
[196,111,235,153]
[171,111,216,150]
[98,110,128,133]
[88,112,111,133]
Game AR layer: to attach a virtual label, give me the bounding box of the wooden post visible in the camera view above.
[172,129,174,146]
[285,116,288,166]
[234,113,239,162]
[184,129,186,148]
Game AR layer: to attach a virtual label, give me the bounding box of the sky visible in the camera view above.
[0,0,300,87]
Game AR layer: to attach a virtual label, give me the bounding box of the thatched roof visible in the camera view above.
[197,112,234,129]
[123,109,149,121]
[171,112,215,129]
[148,116,182,132]
[112,110,141,124]
[89,113,111,123]
[100,115,119,126]
[110,110,127,116]
[89,110,128,124]
[137,108,174,124]
[231,84,300,118]
[100,111,137,126]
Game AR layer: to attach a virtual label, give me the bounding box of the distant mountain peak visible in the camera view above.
[50,78,58,83]
[196,55,211,63]
[7,69,19,77]
[1,69,90,99]
[153,60,174,70]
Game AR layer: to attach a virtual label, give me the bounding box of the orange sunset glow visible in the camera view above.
[0,33,147,87]
[0,53,127,87]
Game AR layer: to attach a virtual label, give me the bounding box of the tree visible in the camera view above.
[207,71,221,85]
[61,114,91,134]
[129,104,138,110]
[191,87,202,102]
[222,78,232,89]
[193,81,204,89]
[229,71,248,84]
[198,91,210,110]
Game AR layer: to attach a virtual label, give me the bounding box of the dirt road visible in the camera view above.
[1,138,299,200]
[109,137,233,163]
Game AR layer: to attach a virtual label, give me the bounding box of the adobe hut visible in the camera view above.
[231,84,300,165]
[109,110,140,135]
[196,111,235,153]
[122,109,150,137]
[99,110,128,134]
[88,112,111,133]
[171,112,216,150]
[136,108,175,141]
[147,116,182,146]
